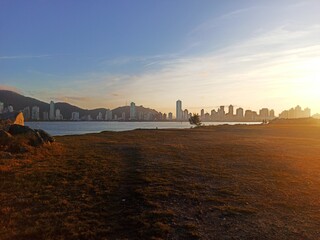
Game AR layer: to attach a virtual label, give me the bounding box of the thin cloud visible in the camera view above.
[188,7,257,37]
[0,54,70,60]
[0,85,22,93]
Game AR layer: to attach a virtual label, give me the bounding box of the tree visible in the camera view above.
[189,113,202,126]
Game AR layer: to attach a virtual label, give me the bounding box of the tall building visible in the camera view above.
[138,111,143,120]
[218,106,225,119]
[96,112,103,121]
[168,112,173,120]
[105,109,112,120]
[228,105,234,116]
[31,106,40,120]
[176,100,182,120]
[236,108,244,118]
[8,105,14,112]
[55,109,61,120]
[0,102,3,113]
[279,106,311,119]
[270,110,275,118]
[279,110,289,119]
[49,101,55,120]
[130,102,136,120]
[122,112,126,120]
[304,108,311,118]
[184,109,189,120]
[97,112,103,120]
[245,110,253,120]
[43,112,49,121]
[259,108,269,119]
[200,109,205,118]
[71,112,80,121]
[163,113,167,120]
[23,106,31,120]
[211,109,217,120]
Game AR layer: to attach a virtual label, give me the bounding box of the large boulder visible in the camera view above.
[8,124,34,135]
[35,129,55,143]
[7,124,55,147]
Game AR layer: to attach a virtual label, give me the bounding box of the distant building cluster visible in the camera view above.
[175,100,276,122]
[0,102,14,114]
[279,105,311,119]
[0,99,314,122]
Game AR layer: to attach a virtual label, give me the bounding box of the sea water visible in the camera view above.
[25,121,260,136]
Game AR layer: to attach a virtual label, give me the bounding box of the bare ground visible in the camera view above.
[1,123,320,239]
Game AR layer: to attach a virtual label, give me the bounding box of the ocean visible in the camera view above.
[25,121,261,136]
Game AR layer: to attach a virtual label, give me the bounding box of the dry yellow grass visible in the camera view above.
[1,122,320,239]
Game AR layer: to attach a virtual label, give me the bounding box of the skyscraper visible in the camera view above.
[218,106,225,119]
[176,100,182,120]
[259,108,269,119]
[43,112,49,121]
[31,106,40,120]
[23,106,31,120]
[0,102,3,113]
[200,109,205,118]
[71,112,80,120]
[55,109,61,120]
[270,110,275,118]
[130,102,136,120]
[97,112,103,120]
[236,108,244,118]
[105,109,112,120]
[228,105,234,116]
[184,109,189,120]
[8,105,14,112]
[304,108,311,118]
[49,101,55,120]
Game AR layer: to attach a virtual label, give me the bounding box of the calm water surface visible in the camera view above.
[25,121,260,136]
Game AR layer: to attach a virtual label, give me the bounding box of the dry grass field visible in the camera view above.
[1,122,320,239]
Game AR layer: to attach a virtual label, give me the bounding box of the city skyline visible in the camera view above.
[1,1,320,113]
[0,95,314,122]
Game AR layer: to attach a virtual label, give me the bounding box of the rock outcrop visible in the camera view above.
[0,124,54,153]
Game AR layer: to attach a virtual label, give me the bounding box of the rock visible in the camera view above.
[8,124,34,136]
[34,129,55,143]
[27,131,45,147]
[5,124,54,149]
[0,130,13,145]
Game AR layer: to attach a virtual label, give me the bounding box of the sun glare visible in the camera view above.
[291,57,320,112]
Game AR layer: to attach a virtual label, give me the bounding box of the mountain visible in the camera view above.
[0,90,159,120]
[0,90,50,114]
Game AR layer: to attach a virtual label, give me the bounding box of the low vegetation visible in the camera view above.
[1,123,320,239]
[189,113,202,126]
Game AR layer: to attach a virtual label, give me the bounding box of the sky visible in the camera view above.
[1,0,320,115]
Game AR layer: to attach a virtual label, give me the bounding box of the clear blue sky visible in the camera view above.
[1,0,320,114]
